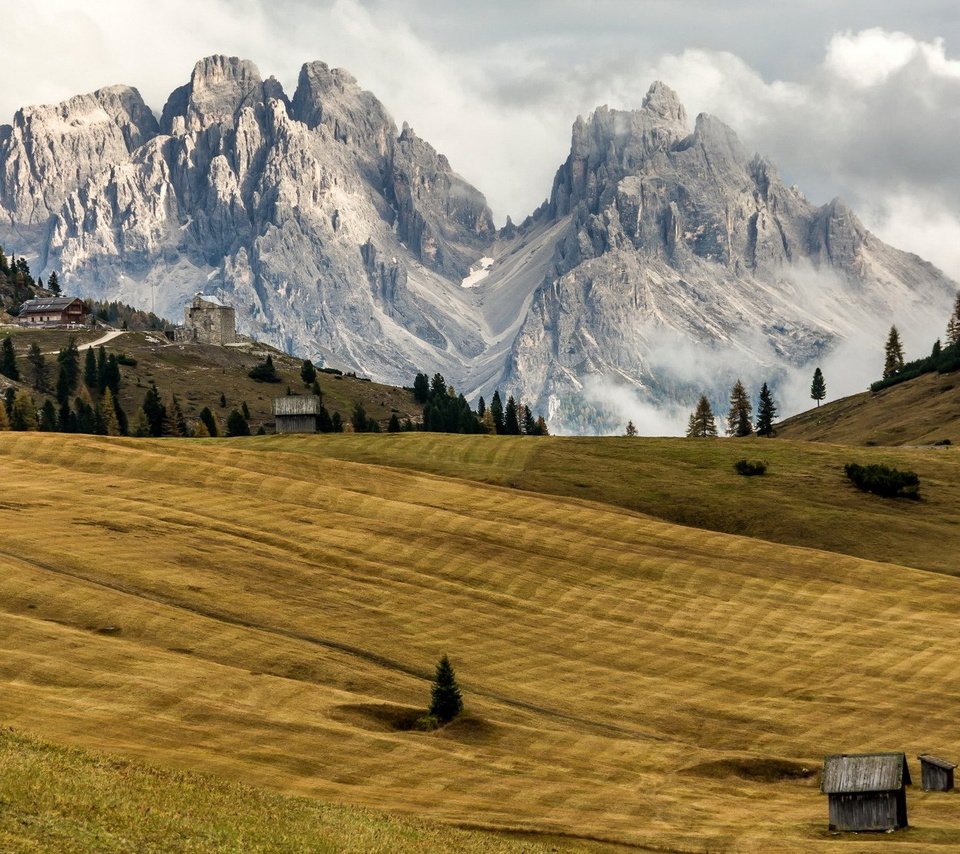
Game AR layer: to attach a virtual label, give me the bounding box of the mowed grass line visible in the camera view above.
[3,434,960,850]
[244,432,960,576]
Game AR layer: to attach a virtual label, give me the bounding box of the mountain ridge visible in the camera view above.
[0,56,954,431]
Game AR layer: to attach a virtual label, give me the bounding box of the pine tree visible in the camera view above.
[193,419,211,438]
[39,400,58,432]
[47,271,60,295]
[625,421,638,437]
[0,336,20,381]
[503,395,520,435]
[83,347,98,390]
[199,406,219,437]
[226,409,250,437]
[142,383,166,437]
[810,367,826,406]
[883,326,905,379]
[755,382,778,437]
[331,411,344,432]
[9,391,38,431]
[413,372,430,403]
[300,359,316,386]
[104,354,121,396]
[477,396,486,419]
[686,395,718,438]
[96,346,107,392]
[388,413,401,432]
[726,380,753,437]
[56,339,80,405]
[522,404,536,435]
[220,392,227,407]
[490,390,504,434]
[351,402,369,432]
[101,388,120,436]
[241,400,251,421]
[132,407,151,437]
[946,292,960,347]
[27,343,48,392]
[428,654,463,725]
[535,416,549,436]
[171,395,188,437]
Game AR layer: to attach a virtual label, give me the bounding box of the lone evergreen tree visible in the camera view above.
[428,654,463,725]
[387,413,401,432]
[755,382,778,437]
[726,380,753,437]
[946,292,960,347]
[0,336,20,381]
[351,401,369,432]
[810,367,826,407]
[199,406,219,437]
[625,421,638,437]
[226,409,250,437]
[300,359,316,386]
[47,271,61,295]
[883,326,905,379]
[686,395,718,438]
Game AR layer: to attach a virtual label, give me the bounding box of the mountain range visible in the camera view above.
[1,56,954,431]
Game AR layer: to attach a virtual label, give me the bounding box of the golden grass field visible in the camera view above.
[3,432,960,851]
[777,370,960,447]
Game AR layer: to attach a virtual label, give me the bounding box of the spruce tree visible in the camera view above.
[504,395,521,435]
[56,339,80,405]
[27,343,48,392]
[522,404,536,435]
[331,411,344,432]
[428,654,463,725]
[39,400,57,432]
[946,292,960,347]
[413,372,430,403]
[0,336,20,381]
[726,380,753,437]
[226,409,250,437]
[388,413,401,432]
[755,383,778,437]
[686,395,718,438]
[883,326,905,379]
[490,390,504,434]
[104,354,121,396]
[811,367,826,407]
[477,396,486,418]
[535,416,549,436]
[96,346,107,392]
[241,400,251,421]
[351,402,369,432]
[83,347,98,390]
[132,407,151,437]
[300,359,316,386]
[171,395,188,437]
[47,271,61,295]
[142,383,166,437]
[199,406,219,437]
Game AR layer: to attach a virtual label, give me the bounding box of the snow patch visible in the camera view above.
[461,256,494,288]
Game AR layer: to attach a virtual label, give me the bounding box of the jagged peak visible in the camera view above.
[190,55,263,88]
[642,81,687,126]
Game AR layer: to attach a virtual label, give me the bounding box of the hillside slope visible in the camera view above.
[776,369,960,446]
[4,433,960,851]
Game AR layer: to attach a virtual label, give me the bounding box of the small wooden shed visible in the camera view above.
[821,752,911,832]
[273,395,320,434]
[918,755,956,791]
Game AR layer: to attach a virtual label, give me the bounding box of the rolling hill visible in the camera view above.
[3,432,960,851]
[776,368,960,447]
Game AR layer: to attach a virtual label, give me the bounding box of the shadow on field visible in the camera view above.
[334,703,499,741]
[682,756,816,783]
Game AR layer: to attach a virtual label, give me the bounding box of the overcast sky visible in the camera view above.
[6,0,960,279]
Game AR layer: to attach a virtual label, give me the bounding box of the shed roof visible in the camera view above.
[918,754,957,771]
[20,297,81,312]
[273,395,321,416]
[821,753,911,794]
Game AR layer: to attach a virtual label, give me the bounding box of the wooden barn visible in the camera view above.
[17,296,88,326]
[918,755,956,791]
[821,753,911,832]
[273,395,320,434]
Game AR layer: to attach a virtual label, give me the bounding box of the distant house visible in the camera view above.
[273,395,320,434]
[918,755,956,791]
[174,293,236,345]
[821,752,911,832]
[17,297,88,327]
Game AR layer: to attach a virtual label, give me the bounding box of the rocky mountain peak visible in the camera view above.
[161,55,274,134]
[641,80,687,127]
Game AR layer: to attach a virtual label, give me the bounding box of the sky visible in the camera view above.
[5,0,960,282]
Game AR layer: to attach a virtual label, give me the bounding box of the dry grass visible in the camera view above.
[3,433,960,851]
[0,727,561,853]
[777,370,960,447]
[245,432,960,576]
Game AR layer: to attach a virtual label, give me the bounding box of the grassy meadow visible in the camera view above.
[3,432,960,851]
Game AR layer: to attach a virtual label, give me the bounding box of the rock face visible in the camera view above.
[0,64,955,431]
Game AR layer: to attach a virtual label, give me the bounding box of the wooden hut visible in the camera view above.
[17,296,88,326]
[273,395,320,434]
[821,753,911,832]
[918,755,956,791]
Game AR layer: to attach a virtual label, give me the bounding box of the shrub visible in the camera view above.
[115,353,138,366]
[844,462,920,499]
[248,355,280,383]
[733,459,767,477]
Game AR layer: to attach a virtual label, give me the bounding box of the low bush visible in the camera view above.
[733,459,767,477]
[844,462,920,499]
[115,353,138,366]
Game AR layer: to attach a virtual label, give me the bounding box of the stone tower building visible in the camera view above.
[175,293,237,345]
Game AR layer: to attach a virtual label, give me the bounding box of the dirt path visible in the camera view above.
[43,328,126,355]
